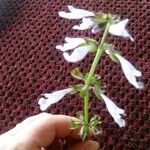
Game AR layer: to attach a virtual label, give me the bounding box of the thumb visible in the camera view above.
[13,113,80,148]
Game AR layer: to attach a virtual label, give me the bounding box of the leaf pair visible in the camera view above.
[89,115,102,135]
[70,112,102,141]
[71,67,104,100]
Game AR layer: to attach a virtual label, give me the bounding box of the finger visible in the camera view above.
[1,113,50,137]
[68,140,99,150]
[17,113,53,129]
[17,113,80,148]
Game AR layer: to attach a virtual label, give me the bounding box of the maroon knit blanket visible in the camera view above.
[0,0,149,149]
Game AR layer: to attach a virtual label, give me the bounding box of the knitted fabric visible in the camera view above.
[0,0,149,149]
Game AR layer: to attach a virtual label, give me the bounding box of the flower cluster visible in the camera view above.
[38,5,144,139]
[59,5,134,41]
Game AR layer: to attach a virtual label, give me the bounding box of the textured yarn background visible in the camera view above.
[0,0,149,149]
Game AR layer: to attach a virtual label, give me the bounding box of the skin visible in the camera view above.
[0,113,99,150]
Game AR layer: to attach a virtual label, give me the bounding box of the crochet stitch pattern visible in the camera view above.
[0,0,149,149]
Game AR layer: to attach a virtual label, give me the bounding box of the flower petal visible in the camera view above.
[73,18,94,30]
[100,93,126,127]
[91,25,101,34]
[58,5,95,19]
[63,45,93,62]
[115,54,144,89]
[109,19,134,41]
[56,37,86,51]
[38,88,72,111]
[38,98,49,111]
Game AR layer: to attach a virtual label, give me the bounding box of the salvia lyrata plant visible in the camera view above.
[38,5,144,141]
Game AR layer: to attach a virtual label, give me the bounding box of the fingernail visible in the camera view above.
[85,141,99,150]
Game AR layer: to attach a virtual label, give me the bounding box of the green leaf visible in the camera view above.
[91,74,103,100]
[108,51,118,62]
[76,84,88,98]
[79,90,87,98]
[71,68,84,80]
[70,120,82,129]
[80,126,88,141]
[80,39,98,53]
[91,75,101,90]
[92,74,101,82]
[93,85,104,102]
[93,86,102,99]
[103,43,119,62]
[89,115,102,135]
[89,45,97,53]
[91,126,102,135]
[86,39,97,46]
[76,111,84,122]
[90,115,101,126]
[70,84,85,94]
[93,85,103,100]
[79,42,88,47]
[83,73,89,81]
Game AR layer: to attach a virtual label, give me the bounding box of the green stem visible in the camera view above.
[83,22,110,135]
[84,92,89,133]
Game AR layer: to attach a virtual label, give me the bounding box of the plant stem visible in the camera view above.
[83,92,89,134]
[86,23,110,86]
[83,22,110,135]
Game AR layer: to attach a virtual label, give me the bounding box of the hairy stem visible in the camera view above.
[83,22,110,135]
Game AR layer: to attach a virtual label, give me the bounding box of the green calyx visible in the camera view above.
[70,111,102,141]
[89,115,102,135]
[71,68,103,100]
[104,43,120,62]
[80,38,98,53]
[92,13,113,29]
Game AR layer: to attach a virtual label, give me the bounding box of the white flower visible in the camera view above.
[115,53,144,89]
[56,37,85,51]
[58,5,94,19]
[109,19,134,41]
[56,37,97,63]
[63,45,94,62]
[38,88,72,111]
[100,93,126,127]
[73,18,95,30]
[72,18,101,33]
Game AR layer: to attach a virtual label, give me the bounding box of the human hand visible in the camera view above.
[0,113,99,150]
